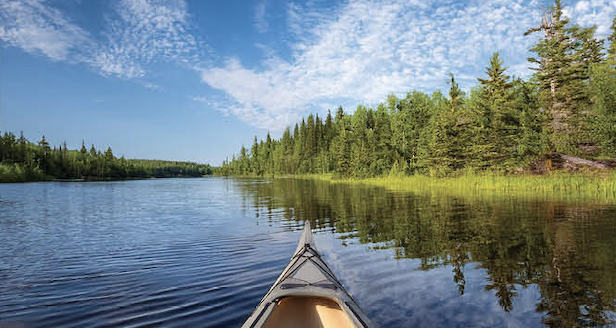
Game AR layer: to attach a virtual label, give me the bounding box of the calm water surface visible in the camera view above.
[1,177,615,327]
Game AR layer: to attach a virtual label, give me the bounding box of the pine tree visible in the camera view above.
[239,145,248,174]
[265,132,273,173]
[525,0,603,153]
[258,140,268,175]
[292,123,301,173]
[324,110,333,151]
[280,128,292,173]
[608,15,616,63]
[335,106,345,122]
[472,53,517,171]
[588,18,616,157]
[374,103,393,174]
[334,119,350,178]
[17,131,27,164]
[306,114,316,162]
[105,147,114,161]
[390,96,411,166]
[38,135,50,153]
[525,0,570,141]
[425,75,470,175]
[298,119,307,172]
[448,73,464,113]
[251,136,259,175]
[350,106,371,177]
[315,114,323,153]
[37,135,51,173]
[514,80,550,164]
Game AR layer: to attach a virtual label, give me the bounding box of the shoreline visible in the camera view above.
[0,175,212,183]
[239,172,616,202]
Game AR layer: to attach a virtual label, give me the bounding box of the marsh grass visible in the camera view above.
[291,172,616,202]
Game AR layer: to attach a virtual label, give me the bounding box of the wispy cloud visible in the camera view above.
[0,0,92,61]
[254,1,269,34]
[2,0,615,130]
[200,0,547,130]
[0,0,201,81]
[143,82,160,90]
[90,0,200,78]
[562,0,616,37]
[200,0,616,131]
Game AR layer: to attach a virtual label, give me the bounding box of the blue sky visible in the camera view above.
[1,0,615,165]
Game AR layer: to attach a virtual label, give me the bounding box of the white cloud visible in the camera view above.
[200,0,545,130]
[563,0,616,37]
[143,82,160,90]
[90,0,199,78]
[254,1,268,34]
[200,0,616,131]
[1,0,201,81]
[0,0,91,61]
[2,0,615,129]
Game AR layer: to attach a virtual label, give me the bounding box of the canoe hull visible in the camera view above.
[242,222,372,328]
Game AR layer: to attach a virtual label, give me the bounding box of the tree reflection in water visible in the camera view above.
[235,177,616,327]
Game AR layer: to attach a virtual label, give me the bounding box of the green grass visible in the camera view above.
[292,172,616,202]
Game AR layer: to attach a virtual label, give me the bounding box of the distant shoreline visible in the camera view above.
[0,175,213,183]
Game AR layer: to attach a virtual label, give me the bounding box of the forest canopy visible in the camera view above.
[221,1,616,178]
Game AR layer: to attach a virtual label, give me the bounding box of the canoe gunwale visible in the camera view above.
[241,222,373,328]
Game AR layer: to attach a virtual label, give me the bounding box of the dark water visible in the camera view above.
[1,178,615,327]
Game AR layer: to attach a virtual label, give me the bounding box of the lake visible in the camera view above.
[1,177,615,327]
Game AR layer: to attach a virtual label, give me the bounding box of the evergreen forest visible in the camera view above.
[0,133,212,182]
[221,2,616,178]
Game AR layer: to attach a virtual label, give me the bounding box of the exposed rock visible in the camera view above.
[524,153,615,174]
[559,154,613,170]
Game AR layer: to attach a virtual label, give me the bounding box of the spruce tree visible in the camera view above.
[17,131,27,164]
[425,75,470,175]
[525,0,603,153]
[514,80,550,165]
[588,18,616,157]
[525,0,570,144]
[472,53,517,171]
[251,136,259,175]
[292,123,301,173]
[334,119,350,178]
[390,96,411,167]
[306,114,316,161]
[448,73,464,113]
[608,15,616,63]
[37,135,51,173]
[335,106,345,122]
[239,145,248,174]
[324,110,333,150]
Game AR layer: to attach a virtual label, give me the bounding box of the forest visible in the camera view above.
[221,1,616,178]
[0,133,212,182]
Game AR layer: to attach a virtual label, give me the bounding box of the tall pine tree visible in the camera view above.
[472,53,517,171]
[525,0,604,153]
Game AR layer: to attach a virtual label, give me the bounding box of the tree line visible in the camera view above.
[221,1,616,178]
[0,133,212,182]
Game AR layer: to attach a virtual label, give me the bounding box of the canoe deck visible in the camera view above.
[263,296,355,328]
[241,222,372,328]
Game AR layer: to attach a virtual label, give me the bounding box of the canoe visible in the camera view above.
[242,221,373,328]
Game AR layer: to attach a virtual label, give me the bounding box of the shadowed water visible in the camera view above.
[1,177,615,327]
